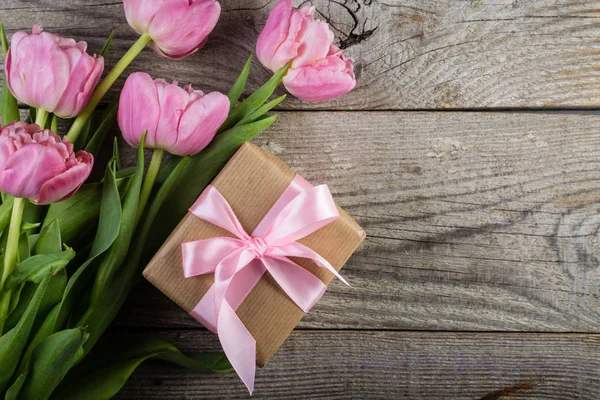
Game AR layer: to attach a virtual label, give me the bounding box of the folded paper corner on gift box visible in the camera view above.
[143,142,365,367]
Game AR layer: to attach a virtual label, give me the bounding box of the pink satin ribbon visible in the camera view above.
[182,175,347,394]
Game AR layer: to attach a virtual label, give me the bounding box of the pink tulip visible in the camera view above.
[282,45,355,102]
[256,0,356,102]
[6,25,104,118]
[118,72,230,156]
[0,122,93,205]
[123,0,221,60]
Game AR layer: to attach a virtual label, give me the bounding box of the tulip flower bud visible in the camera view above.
[0,121,94,204]
[256,0,356,102]
[123,0,221,60]
[118,72,230,156]
[6,25,104,118]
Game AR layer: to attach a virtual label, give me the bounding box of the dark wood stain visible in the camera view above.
[480,381,536,400]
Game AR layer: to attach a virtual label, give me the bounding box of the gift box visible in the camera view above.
[143,142,365,391]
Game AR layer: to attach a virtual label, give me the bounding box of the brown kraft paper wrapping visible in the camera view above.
[143,142,365,367]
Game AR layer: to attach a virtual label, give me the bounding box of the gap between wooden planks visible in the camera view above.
[112,329,600,399]
[4,0,600,109]
[114,111,600,334]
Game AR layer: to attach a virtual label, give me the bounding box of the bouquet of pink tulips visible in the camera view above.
[0,0,356,398]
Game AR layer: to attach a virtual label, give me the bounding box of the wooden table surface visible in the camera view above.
[4,1,600,399]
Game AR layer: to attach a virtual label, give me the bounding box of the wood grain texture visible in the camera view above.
[113,330,600,399]
[113,111,600,332]
[3,1,600,109]
[5,2,600,397]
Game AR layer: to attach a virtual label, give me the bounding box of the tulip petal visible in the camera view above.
[6,27,103,117]
[54,54,104,118]
[123,0,165,33]
[291,18,334,68]
[154,80,189,152]
[37,151,93,205]
[267,5,309,72]
[0,123,90,204]
[7,30,71,112]
[117,72,160,148]
[283,55,356,102]
[256,0,294,71]
[171,91,229,156]
[0,142,66,201]
[147,0,221,59]
[0,135,16,173]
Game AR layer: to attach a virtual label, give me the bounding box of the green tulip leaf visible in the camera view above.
[236,94,286,127]
[8,274,68,396]
[219,62,289,132]
[5,366,27,399]
[77,156,189,356]
[227,55,253,108]
[0,276,49,392]
[6,302,59,399]
[7,220,70,397]
[43,171,130,248]
[0,23,20,125]
[1,22,9,57]
[7,282,24,316]
[17,327,88,400]
[90,160,121,258]
[26,218,68,341]
[113,137,121,170]
[27,107,35,124]
[3,282,35,333]
[0,196,14,235]
[21,222,41,231]
[6,213,62,332]
[85,101,118,157]
[99,31,114,57]
[34,219,62,255]
[43,184,103,248]
[154,154,182,188]
[116,166,136,180]
[4,251,75,291]
[89,136,145,305]
[73,116,93,151]
[52,159,122,332]
[22,198,44,230]
[17,231,29,263]
[53,337,230,400]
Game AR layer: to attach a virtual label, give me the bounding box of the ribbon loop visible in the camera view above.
[189,185,251,241]
[182,175,346,394]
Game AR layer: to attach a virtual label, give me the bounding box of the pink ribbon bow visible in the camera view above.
[182,175,347,394]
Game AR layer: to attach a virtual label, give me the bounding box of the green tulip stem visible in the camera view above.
[65,33,152,144]
[0,196,25,333]
[35,108,49,128]
[136,148,164,226]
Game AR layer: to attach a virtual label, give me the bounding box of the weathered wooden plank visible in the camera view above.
[113,330,600,399]
[3,1,600,109]
[114,111,600,332]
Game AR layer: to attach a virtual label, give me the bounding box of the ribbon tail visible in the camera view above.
[218,300,257,394]
[271,242,351,287]
[262,256,327,312]
[190,248,256,333]
[190,285,218,333]
[226,259,267,311]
